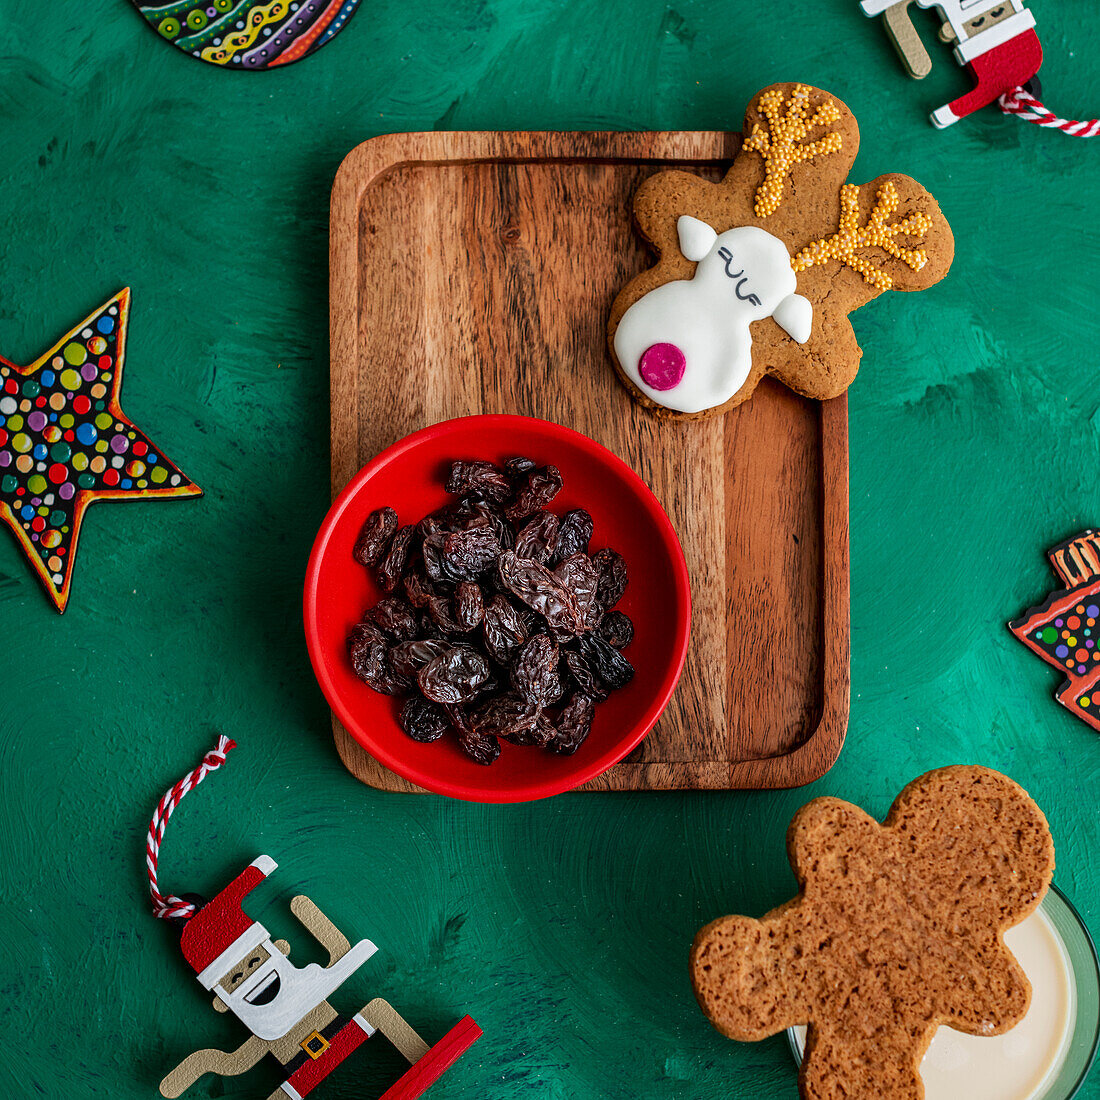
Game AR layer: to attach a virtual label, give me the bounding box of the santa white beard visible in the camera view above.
[221,937,377,1040]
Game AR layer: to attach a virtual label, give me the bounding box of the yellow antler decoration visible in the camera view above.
[792,182,932,291]
[742,85,843,217]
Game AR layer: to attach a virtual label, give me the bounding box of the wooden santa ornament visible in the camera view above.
[146,737,481,1099]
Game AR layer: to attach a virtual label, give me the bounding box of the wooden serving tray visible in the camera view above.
[329,130,849,793]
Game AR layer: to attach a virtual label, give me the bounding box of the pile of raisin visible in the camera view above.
[347,458,634,765]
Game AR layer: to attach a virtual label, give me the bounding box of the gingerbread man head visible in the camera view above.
[608,82,954,419]
[691,766,1054,1099]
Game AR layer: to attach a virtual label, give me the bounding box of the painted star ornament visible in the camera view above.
[0,289,201,612]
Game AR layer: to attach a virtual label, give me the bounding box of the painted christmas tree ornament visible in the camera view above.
[1010,530,1100,733]
[146,738,482,1099]
[0,288,201,613]
[129,0,362,70]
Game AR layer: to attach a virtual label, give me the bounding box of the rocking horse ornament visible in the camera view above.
[146,738,481,1099]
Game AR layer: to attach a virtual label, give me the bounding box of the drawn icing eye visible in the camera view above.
[734,278,760,307]
[231,972,242,984]
[971,15,985,26]
[991,6,1005,13]
[249,956,261,967]
[717,247,745,278]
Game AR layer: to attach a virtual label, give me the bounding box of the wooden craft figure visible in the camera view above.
[148,738,481,1100]
[860,0,1042,127]
[1010,529,1100,734]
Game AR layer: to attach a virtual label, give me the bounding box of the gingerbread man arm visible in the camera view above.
[159,1035,269,1098]
[290,894,352,964]
[690,905,810,1040]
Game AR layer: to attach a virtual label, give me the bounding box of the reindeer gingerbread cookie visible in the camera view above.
[691,766,1055,1100]
[608,83,954,418]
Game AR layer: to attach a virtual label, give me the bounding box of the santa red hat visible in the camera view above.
[179,855,277,989]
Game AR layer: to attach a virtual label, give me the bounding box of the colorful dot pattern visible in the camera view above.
[1009,535,1100,735]
[0,290,201,612]
[1032,606,1100,676]
[132,0,361,69]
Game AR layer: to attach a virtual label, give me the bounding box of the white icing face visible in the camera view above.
[614,218,812,415]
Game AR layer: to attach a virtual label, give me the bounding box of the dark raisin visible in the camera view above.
[512,634,559,705]
[364,596,419,641]
[445,460,512,502]
[562,648,609,702]
[417,644,490,705]
[457,726,502,765]
[505,465,563,520]
[514,512,559,564]
[553,553,600,630]
[590,547,628,611]
[399,696,449,742]
[376,524,415,593]
[421,535,450,586]
[427,595,467,635]
[353,506,398,567]
[347,620,385,651]
[504,456,536,480]
[497,551,583,634]
[552,509,593,564]
[471,692,540,739]
[578,632,635,690]
[390,638,449,678]
[348,632,407,695]
[455,581,485,631]
[473,499,514,550]
[529,711,558,749]
[598,610,634,650]
[402,567,436,610]
[444,704,473,736]
[441,524,500,579]
[481,594,527,664]
[547,694,596,755]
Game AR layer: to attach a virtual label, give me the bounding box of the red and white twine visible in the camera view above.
[146,735,236,921]
[999,86,1100,138]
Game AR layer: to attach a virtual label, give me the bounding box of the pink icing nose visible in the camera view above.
[638,343,686,391]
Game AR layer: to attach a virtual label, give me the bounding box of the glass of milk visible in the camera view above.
[787,886,1100,1099]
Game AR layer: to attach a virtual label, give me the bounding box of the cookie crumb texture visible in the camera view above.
[690,766,1054,1100]
[608,82,954,419]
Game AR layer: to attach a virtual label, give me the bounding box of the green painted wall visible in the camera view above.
[1,1,1097,1096]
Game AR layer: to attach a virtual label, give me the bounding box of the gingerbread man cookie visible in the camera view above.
[608,83,954,418]
[691,766,1054,1100]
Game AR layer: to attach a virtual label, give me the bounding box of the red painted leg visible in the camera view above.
[932,29,1043,127]
[377,1016,482,1100]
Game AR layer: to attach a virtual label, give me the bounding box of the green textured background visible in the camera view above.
[1,1,1098,1097]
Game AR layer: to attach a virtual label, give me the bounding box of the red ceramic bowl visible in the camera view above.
[304,415,691,802]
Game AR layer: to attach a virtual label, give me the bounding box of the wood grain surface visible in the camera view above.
[329,130,850,792]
